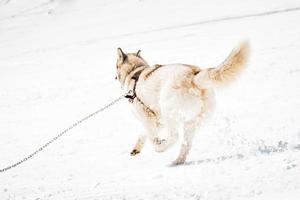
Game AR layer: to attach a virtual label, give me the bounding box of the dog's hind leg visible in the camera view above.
[130,134,147,156]
[172,121,198,165]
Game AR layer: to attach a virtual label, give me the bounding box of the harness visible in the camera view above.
[124,68,144,103]
[124,65,162,117]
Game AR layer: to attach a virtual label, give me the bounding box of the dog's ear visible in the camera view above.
[117,48,126,62]
[136,50,141,57]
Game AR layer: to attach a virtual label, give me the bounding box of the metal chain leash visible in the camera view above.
[0,93,127,173]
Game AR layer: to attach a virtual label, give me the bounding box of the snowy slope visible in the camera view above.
[1,0,300,199]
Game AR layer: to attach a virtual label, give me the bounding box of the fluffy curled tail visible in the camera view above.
[194,41,249,88]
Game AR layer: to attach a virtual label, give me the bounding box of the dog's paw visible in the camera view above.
[130,149,140,156]
[153,138,166,145]
[171,158,186,166]
[153,138,168,152]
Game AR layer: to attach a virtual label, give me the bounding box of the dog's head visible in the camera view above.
[115,48,148,86]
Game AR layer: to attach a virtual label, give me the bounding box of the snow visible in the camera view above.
[1,0,300,199]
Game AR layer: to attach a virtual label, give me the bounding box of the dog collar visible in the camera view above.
[125,67,145,103]
[124,65,158,117]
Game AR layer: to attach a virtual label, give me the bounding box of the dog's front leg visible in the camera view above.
[138,120,166,153]
[130,134,147,156]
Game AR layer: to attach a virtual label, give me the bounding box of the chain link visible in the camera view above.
[0,93,126,173]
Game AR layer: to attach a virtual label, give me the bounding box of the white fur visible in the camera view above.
[116,42,249,164]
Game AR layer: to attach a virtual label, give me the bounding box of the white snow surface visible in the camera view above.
[1,0,300,199]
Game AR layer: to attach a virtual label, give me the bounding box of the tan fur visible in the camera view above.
[193,41,249,88]
[115,42,249,165]
[144,64,163,80]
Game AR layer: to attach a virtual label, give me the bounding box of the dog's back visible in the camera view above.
[139,42,249,123]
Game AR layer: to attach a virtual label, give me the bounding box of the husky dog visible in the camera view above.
[115,42,249,165]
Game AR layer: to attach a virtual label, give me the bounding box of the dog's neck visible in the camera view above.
[128,62,147,76]
[124,64,147,88]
